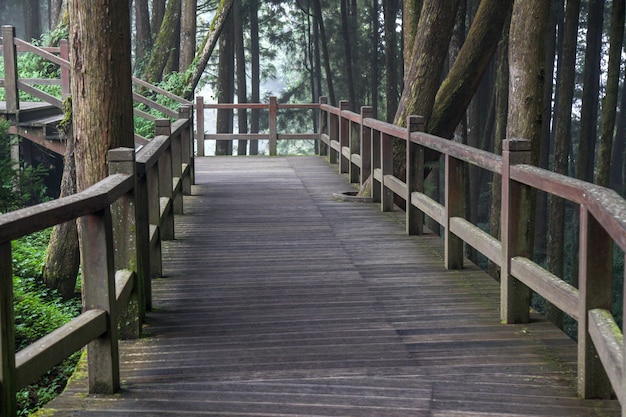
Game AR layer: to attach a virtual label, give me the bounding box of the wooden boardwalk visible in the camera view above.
[43,156,620,416]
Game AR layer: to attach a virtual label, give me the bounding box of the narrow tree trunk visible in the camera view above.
[596,0,624,187]
[402,0,423,81]
[134,0,152,71]
[151,0,166,42]
[383,0,399,123]
[43,114,79,299]
[249,0,260,155]
[610,79,626,193]
[234,0,247,155]
[143,0,181,84]
[179,0,197,71]
[370,0,379,118]
[216,10,234,156]
[576,0,605,182]
[312,0,336,105]
[340,0,356,110]
[183,0,235,100]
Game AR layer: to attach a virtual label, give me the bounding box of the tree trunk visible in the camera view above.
[134,0,152,71]
[143,0,181,84]
[340,0,356,110]
[151,0,166,42]
[43,112,79,299]
[427,0,514,139]
[50,0,65,30]
[24,0,41,41]
[488,20,509,279]
[383,0,399,123]
[216,10,234,156]
[596,0,624,187]
[234,0,247,155]
[610,76,626,193]
[249,0,260,155]
[370,0,379,118]
[183,0,235,100]
[179,0,197,71]
[394,0,460,127]
[576,0,604,182]
[312,0,336,105]
[68,0,135,191]
[402,0,422,81]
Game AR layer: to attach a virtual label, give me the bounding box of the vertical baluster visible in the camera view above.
[0,243,16,417]
[372,129,381,204]
[170,119,183,215]
[578,206,612,399]
[2,26,19,113]
[339,101,350,174]
[360,107,373,189]
[381,132,394,212]
[195,96,205,157]
[445,154,464,269]
[156,119,174,240]
[500,138,532,323]
[406,115,425,235]
[269,96,278,156]
[179,104,194,190]
[318,97,328,156]
[80,208,119,394]
[329,107,339,165]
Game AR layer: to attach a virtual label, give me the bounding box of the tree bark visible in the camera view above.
[402,0,422,81]
[68,0,135,191]
[394,0,460,127]
[43,109,79,299]
[24,0,41,41]
[143,0,181,84]
[596,0,624,187]
[183,0,235,100]
[151,0,166,42]
[370,0,380,118]
[50,0,65,30]
[179,0,197,71]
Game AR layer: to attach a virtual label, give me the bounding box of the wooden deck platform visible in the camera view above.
[42,156,620,416]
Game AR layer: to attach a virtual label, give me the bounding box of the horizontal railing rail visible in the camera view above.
[318,97,626,407]
[195,96,319,156]
[0,101,194,416]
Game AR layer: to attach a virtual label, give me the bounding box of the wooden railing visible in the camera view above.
[0,106,193,416]
[317,98,626,406]
[195,95,319,156]
[0,26,195,415]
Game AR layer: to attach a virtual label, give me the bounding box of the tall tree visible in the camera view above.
[340,0,356,110]
[311,0,336,105]
[151,0,166,42]
[24,0,41,41]
[216,10,235,155]
[370,0,380,118]
[547,0,581,328]
[180,0,197,71]
[134,0,152,71]
[234,0,248,155]
[576,0,605,182]
[596,0,624,186]
[402,0,422,80]
[383,0,399,122]
[249,0,260,155]
[143,0,182,83]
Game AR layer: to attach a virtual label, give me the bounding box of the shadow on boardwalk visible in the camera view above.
[42,156,619,416]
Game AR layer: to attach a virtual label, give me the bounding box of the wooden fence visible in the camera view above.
[0,25,194,417]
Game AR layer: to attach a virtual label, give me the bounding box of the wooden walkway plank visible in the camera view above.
[41,156,620,417]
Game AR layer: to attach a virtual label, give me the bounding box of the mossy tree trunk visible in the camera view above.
[143,0,181,84]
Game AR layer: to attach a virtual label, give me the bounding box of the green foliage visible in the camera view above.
[11,229,81,416]
[0,120,48,213]
[134,71,186,138]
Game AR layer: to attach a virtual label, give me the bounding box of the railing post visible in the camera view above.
[134,160,153,311]
[179,104,195,190]
[406,115,425,235]
[381,131,394,212]
[445,153,464,269]
[269,96,278,156]
[60,39,70,99]
[578,206,612,399]
[155,119,174,240]
[329,106,339,165]
[500,138,532,323]
[372,129,381,204]
[195,96,205,157]
[171,123,183,216]
[360,106,373,188]
[109,148,143,338]
[319,96,328,156]
[79,208,120,394]
[146,158,162,293]
[2,26,19,113]
[339,100,350,174]
[0,243,16,417]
